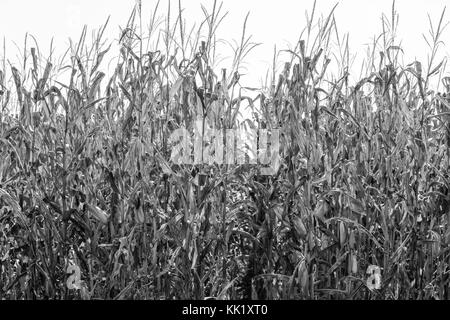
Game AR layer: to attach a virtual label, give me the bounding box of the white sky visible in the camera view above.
[1,0,449,89]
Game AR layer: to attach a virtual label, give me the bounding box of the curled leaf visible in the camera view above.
[87,204,109,224]
[293,215,307,239]
[313,200,330,221]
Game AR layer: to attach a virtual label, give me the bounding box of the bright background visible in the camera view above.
[1,0,449,88]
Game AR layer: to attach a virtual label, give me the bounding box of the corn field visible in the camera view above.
[0,1,450,300]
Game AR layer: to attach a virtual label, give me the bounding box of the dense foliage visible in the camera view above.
[0,1,449,299]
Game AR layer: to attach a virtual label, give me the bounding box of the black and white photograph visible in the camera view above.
[0,0,449,308]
